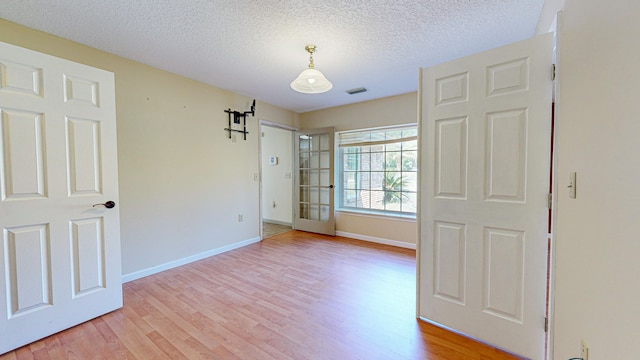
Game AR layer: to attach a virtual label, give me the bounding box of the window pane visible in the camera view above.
[403,139,418,151]
[404,172,418,192]
[401,192,417,213]
[370,191,385,210]
[385,152,401,170]
[344,153,358,171]
[337,126,417,216]
[357,190,370,208]
[344,172,356,190]
[402,150,418,171]
[357,172,370,190]
[371,152,385,171]
[343,190,357,207]
[371,171,384,190]
[359,152,370,171]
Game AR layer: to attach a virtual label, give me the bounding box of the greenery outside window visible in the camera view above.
[337,125,418,216]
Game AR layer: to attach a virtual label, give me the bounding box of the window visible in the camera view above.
[337,125,418,216]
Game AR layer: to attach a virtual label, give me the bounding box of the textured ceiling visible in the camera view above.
[0,0,545,113]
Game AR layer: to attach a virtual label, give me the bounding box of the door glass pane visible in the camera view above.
[311,135,319,152]
[310,152,319,168]
[320,169,330,187]
[309,205,319,220]
[300,187,309,202]
[320,134,330,151]
[309,187,319,204]
[299,170,309,185]
[320,151,330,168]
[320,188,330,205]
[300,153,309,168]
[300,203,309,219]
[310,170,319,186]
[299,136,310,151]
[320,205,330,221]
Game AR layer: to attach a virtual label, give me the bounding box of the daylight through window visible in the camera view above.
[337,125,418,216]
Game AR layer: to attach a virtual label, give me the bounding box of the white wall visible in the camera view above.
[0,19,299,278]
[300,93,418,247]
[261,125,293,224]
[550,0,640,359]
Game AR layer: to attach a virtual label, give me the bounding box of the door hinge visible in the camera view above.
[551,64,556,81]
[547,193,553,209]
[544,317,549,332]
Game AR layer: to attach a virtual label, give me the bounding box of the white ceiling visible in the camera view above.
[0,1,545,113]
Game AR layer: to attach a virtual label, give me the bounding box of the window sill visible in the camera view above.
[336,209,416,222]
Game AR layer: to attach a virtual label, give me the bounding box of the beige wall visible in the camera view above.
[261,125,293,224]
[300,93,418,247]
[0,19,298,277]
[547,0,640,358]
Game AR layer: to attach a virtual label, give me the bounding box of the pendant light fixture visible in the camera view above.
[290,45,333,94]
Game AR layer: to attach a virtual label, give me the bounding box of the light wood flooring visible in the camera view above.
[1,231,522,359]
[262,221,292,239]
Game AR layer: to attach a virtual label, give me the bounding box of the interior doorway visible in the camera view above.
[259,121,296,238]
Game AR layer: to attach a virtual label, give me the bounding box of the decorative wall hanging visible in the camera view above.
[224,99,255,140]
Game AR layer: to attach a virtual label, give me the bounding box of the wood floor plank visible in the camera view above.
[1,231,524,359]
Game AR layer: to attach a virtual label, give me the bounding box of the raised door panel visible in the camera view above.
[0,109,47,200]
[70,218,105,297]
[66,117,102,196]
[3,224,52,317]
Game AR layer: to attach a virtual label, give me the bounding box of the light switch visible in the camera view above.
[568,172,577,199]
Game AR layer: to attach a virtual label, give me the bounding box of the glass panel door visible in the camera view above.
[294,127,335,235]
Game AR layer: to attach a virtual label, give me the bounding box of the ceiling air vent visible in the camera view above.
[346,87,367,95]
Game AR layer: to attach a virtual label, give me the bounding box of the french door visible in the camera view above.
[294,127,335,235]
[418,33,553,359]
[0,41,122,353]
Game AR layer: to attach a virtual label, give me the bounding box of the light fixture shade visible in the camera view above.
[290,68,333,94]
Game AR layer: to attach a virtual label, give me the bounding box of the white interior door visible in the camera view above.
[418,33,553,359]
[0,41,122,354]
[294,127,335,236]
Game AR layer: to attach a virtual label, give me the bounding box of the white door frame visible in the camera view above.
[258,120,297,239]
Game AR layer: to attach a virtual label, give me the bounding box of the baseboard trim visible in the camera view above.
[336,231,416,250]
[262,219,293,226]
[122,236,261,283]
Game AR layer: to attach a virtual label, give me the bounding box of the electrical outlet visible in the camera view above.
[253,173,259,181]
[237,214,243,222]
[581,339,589,360]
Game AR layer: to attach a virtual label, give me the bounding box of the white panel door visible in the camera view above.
[0,41,122,354]
[294,127,335,236]
[419,33,553,359]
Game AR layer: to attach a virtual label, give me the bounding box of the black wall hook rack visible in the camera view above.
[224,99,255,141]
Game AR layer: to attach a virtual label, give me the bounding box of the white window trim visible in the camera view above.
[335,124,418,218]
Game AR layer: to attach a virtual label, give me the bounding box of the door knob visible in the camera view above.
[93,201,116,209]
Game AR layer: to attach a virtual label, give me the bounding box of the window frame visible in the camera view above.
[336,124,418,218]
